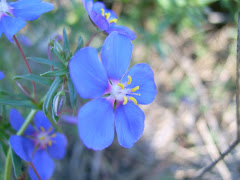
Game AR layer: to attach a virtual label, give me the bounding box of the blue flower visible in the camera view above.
[0,0,54,42]
[82,0,136,40]
[0,71,4,80]
[69,32,156,150]
[9,109,67,180]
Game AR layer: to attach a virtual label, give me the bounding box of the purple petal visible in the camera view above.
[115,103,145,148]
[34,111,53,132]
[47,133,67,159]
[122,63,157,105]
[78,98,114,150]
[82,0,94,14]
[0,71,5,80]
[101,32,132,80]
[69,47,109,99]
[9,109,35,135]
[106,24,136,40]
[28,149,55,180]
[10,135,34,161]
[92,2,105,15]
[0,16,26,42]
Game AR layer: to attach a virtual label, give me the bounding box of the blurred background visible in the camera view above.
[0,0,240,179]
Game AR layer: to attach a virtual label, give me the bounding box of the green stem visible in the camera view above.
[4,150,11,180]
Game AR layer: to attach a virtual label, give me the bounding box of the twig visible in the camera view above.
[30,162,42,180]
[193,139,239,179]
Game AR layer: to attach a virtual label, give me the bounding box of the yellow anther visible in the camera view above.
[48,126,53,132]
[127,75,132,85]
[105,12,110,19]
[118,83,125,89]
[131,86,139,92]
[129,97,138,105]
[51,133,56,138]
[39,136,45,140]
[48,141,52,146]
[40,127,45,132]
[100,8,104,16]
[109,19,118,23]
[123,96,128,105]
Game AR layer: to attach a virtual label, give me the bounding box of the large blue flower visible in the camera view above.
[0,71,4,80]
[0,0,54,42]
[9,109,67,180]
[82,0,136,40]
[69,32,156,150]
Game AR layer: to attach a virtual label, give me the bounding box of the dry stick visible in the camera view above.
[193,1,240,178]
[30,162,42,180]
[13,35,37,101]
[85,32,98,47]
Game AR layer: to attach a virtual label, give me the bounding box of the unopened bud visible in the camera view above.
[53,91,66,117]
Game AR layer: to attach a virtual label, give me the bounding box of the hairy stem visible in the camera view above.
[13,35,37,101]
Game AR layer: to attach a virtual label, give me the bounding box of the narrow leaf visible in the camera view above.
[11,149,22,178]
[66,74,77,113]
[63,27,70,54]
[75,36,84,53]
[27,57,65,69]
[0,98,37,108]
[43,77,63,115]
[40,69,68,77]
[14,74,53,86]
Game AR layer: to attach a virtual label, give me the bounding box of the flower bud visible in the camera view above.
[53,91,66,117]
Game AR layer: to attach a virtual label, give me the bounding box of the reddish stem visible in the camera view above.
[85,32,98,47]
[29,162,42,180]
[13,35,37,101]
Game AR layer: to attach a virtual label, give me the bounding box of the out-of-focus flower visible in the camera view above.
[9,109,67,180]
[0,0,54,42]
[82,0,136,40]
[69,32,156,150]
[0,71,4,80]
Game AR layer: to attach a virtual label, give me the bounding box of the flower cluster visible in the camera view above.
[69,32,156,150]
[10,109,67,180]
[0,0,54,42]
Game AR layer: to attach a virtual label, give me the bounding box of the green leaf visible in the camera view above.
[43,77,63,115]
[66,74,77,113]
[40,69,68,77]
[11,149,22,178]
[63,27,70,54]
[27,57,65,69]
[51,47,66,65]
[0,98,37,108]
[75,36,84,53]
[13,74,53,86]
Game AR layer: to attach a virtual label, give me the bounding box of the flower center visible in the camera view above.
[36,126,56,148]
[110,75,140,105]
[100,8,118,24]
[0,0,9,13]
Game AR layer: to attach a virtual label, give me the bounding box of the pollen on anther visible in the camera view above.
[123,96,128,105]
[129,97,138,105]
[51,133,56,138]
[100,8,104,16]
[48,141,52,146]
[48,126,53,132]
[40,127,45,132]
[105,12,110,19]
[118,83,125,89]
[39,136,45,140]
[127,75,132,85]
[109,19,118,23]
[131,86,139,92]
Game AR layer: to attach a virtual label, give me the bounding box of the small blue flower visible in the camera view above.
[9,109,67,180]
[69,32,156,150]
[0,0,54,42]
[0,71,4,80]
[82,0,136,40]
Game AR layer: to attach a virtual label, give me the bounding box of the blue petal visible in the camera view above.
[11,2,54,21]
[34,111,53,132]
[82,0,93,14]
[106,24,136,40]
[69,47,109,99]
[0,16,26,42]
[9,0,42,7]
[122,63,157,105]
[78,98,114,150]
[9,109,35,135]
[28,149,55,180]
[47,133,67,159]
[101,32,133,80]
[10,135,34,162]
[92,2,105,15]
[115,103,145,148]
[0,71,5,80]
